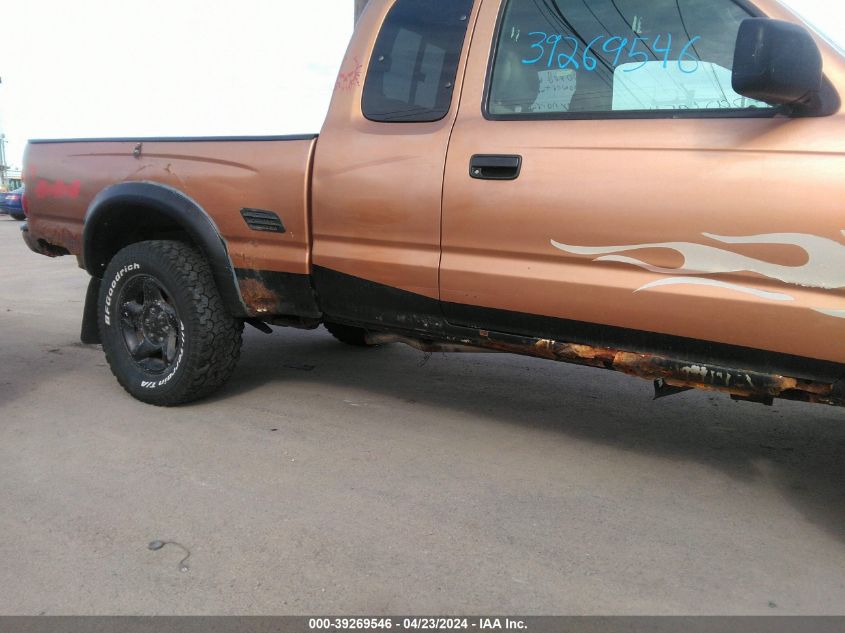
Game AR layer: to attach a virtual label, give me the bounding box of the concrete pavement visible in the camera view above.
[2,216,845,615]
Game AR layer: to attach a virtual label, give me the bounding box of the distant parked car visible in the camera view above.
[0,187,25,220]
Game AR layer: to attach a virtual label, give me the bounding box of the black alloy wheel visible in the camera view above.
[118,275,182,374]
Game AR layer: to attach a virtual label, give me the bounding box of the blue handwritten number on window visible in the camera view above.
[652,33,673,68]
[546,34,564,67]
[557,37,581,69]
[625,37,649,72]
[523,31,548,65]
[583,36,603,71]
[522,32,702,73]
[601,36,629,67]
[678,36,701,73]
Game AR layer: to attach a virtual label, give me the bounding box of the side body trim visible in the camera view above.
[315,266,845,403]
[314,266,447,335]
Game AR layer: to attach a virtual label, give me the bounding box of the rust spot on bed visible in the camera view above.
[25,219,82,257]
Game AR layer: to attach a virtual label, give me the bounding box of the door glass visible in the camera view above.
[488,0,774,116]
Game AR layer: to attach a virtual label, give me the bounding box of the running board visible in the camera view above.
[368,328,845,407]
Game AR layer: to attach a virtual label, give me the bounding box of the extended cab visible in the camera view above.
[21,0,845,407]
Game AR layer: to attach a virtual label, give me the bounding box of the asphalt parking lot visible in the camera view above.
[2,215,845,615]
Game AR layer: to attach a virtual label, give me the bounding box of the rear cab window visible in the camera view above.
[487,0,776,118]
[362,0,475,122]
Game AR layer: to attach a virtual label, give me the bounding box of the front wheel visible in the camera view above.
[98,240,243,406]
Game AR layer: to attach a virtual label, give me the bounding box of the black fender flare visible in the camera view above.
[82,181,248,317]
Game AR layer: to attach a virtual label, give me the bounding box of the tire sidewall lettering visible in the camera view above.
[100,259,186,393]
[98,240,241,406]
[140,321,186,390]
[103,263,141,327]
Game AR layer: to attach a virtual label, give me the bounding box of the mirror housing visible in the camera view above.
[732,18,823,109]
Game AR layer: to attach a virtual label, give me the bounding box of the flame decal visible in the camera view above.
[635,277,795,302]
[551,232,845,290]
[550,232,845,318]
[814,308,845,319]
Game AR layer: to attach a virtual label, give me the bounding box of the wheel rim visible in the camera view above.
[117,275,182,374]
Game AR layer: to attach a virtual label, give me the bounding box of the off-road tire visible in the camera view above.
[98,240,243,406]
[324,321,378,347]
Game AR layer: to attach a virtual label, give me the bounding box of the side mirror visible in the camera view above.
[732,18,823,109]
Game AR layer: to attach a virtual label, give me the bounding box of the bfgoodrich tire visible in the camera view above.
[98,240,243,406]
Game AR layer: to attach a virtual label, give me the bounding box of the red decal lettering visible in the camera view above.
[34,178,82,200]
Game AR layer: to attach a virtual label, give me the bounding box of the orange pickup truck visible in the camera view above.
[21,0,845,408]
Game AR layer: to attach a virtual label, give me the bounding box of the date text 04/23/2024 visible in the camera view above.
[308,618,528,630]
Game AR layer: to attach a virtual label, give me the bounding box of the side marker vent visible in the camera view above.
[241,208,286,234]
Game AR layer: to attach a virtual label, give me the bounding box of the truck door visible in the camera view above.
[441,0,845,364]
[312,0,476,332]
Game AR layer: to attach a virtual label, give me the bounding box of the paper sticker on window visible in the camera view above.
[530,69,577,113]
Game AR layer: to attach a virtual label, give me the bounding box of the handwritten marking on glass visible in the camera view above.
[523,32,701,74]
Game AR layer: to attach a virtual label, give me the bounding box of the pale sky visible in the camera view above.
[0,0,355,170]
[0,0,842,171]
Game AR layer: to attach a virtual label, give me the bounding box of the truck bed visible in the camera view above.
[24,135,317,280]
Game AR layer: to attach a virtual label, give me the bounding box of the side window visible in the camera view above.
[488,0,775,117]
[363,0,474,122]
